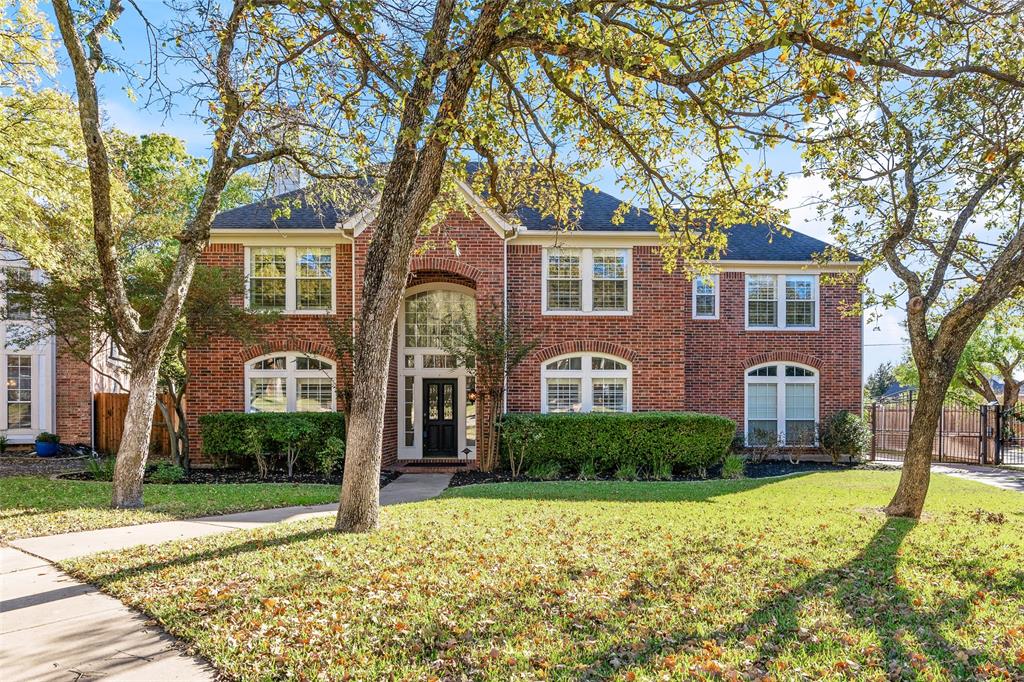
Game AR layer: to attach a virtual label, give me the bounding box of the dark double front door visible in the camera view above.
[422,379,458,458]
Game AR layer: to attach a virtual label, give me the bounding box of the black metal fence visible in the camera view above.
[998,405,1024,465]
[868,390,1013,465]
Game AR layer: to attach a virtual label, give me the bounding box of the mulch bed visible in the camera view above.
[0,453,91,478]
[448,460,861,488]
[59,467,402,488]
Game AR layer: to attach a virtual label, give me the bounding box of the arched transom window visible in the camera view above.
[541,353,631,413]
[245,352,336,413]
[403,289,476,349]
[745,363,818,446]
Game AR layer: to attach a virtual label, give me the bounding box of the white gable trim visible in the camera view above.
[344,183,517,240]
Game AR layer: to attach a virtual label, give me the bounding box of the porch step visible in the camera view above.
[390,460,476,474]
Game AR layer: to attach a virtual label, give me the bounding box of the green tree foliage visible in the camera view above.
[864,362,898,401]
[795,7,1024,517]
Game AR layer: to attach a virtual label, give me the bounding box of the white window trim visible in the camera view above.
[541,247,632,316]
[691,273,719,320]
[244,351,337,413]
[743,362,819,447]
[0,258,55,442]
[243,246,336,315]
[744,273,819,331]
[540,352,632,413]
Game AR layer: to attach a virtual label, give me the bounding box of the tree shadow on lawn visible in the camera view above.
[578,517,1017,679]
[442,473,809,503]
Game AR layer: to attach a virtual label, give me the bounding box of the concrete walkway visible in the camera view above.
[930,463,1024,493]
[873,461,1024,493]
[1,474,451,681]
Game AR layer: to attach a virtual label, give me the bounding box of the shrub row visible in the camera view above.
[500,412,736,478]
[199,412,346,477]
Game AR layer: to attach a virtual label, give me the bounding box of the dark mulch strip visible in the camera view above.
[448,460,861,488]
[0,454,90,478]
[59,468,402,488]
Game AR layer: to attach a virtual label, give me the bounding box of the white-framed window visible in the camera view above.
[244,352,336,413]
[6,355,32,429]
[692,274,719,319]
[745,274,818,330]
[3,268,32,320]
[542,248,631,314]
[541,353,631,413]
[745,363,818,446]
[245,246,335,313]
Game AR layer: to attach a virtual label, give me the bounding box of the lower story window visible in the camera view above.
[6,355,31,429]
[541,353,631,413]
[246,353,336,413]
[745,363,818,446]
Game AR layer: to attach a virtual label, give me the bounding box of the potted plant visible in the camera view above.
[35,431,60,457]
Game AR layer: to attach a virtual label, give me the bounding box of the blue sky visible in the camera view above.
[43,4,907,382]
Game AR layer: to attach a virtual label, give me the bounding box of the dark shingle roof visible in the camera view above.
[212,184,859,262]
[211,188,360,230]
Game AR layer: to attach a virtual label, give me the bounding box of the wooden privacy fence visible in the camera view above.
[869,390,999,464]
[94,392,178,458]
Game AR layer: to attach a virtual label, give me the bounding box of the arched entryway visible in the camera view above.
[397,284,477,460]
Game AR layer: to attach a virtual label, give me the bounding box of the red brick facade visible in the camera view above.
[188,206,862,467]
[54,343,94,445]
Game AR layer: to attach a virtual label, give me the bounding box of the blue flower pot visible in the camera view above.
[36,440,59,457]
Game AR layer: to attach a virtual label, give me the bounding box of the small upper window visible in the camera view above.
[296,356,332,370]
[253,356,287,370]
[748,366,777,377]
[546,357,582,371]
[746,274,818,330]
[785,365,814,377]
[692,274,718,319]
[591,357,626,370]
[4,268,32,320]
[544,248,630,314]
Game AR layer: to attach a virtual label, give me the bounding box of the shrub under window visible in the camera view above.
[501,412,735,477]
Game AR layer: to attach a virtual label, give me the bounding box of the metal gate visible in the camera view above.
[997,405,1024,465]
[869,390,992,464]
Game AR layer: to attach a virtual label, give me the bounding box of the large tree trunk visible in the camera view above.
[335,289,401,532]
[111,362,161,508]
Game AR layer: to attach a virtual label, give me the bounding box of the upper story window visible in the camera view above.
[692,274,718,319]
[745,363,818,447]
[745,274,817,330]
[541,353,631,413]
[245,352,336,413]
[3,268,32,320]
[246,247,334,313]
[543,248,631,314]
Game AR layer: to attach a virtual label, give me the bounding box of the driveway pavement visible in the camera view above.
[872,461,1024,493]
[1,474,451,681]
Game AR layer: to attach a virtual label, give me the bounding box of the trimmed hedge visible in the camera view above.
[500,412,735,477]
[199,412,346,475]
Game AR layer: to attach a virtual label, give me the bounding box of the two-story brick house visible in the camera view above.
[189,182,862,468]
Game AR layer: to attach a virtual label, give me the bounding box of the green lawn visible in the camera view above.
[64,471,1023,681]
[0,477,339,541]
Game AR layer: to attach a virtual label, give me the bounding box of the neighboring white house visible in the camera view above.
[0,249,58,445]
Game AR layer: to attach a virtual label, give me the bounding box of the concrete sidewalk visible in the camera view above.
[1,473,450,681]
[873,462,1024,493]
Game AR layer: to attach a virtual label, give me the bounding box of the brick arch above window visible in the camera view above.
[240,340,337,363]
[535,341,639,365]
[408,256,481,284]
[744,351,821,370]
